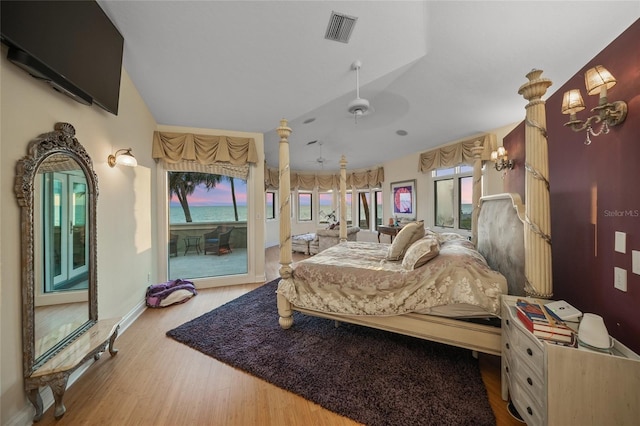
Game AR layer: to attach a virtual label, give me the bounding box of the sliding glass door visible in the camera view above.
[43,172,88,292]
[167,171,248,280]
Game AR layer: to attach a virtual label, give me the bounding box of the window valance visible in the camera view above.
[418,133,496,173]
[164,160,250,180]
[265,166,384,191]
[152,131,258,166]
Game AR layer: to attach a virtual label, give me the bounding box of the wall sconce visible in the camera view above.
[490,146,513,171]
[561,65,627,145]
[108,148,137,167]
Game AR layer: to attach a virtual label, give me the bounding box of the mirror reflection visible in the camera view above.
[34,154,90,360]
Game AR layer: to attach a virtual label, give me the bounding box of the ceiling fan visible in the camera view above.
[347,60,371,123]
[307,140,328,168]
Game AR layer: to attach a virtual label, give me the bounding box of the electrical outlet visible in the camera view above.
[615,231,626,253]
[614,267,627,292]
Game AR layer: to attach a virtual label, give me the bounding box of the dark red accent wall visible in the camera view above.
[503,121,525,201]
[504,19,640,353]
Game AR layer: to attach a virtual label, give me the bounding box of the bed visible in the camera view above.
[273,120,526,356]
[279,235,507,318]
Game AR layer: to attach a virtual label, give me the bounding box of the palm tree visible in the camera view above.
[229,177,239,221]
[168,172,243,223]
[168,172,223,222]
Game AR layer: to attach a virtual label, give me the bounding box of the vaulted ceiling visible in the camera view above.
[98,1,639,171]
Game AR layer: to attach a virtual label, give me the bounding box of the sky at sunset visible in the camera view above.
[170,179,247,206]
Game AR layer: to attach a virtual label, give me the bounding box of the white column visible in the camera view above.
[518,69,553,298]
[276,119,294,329]
[339,155,348,243]
[470,140,484,247]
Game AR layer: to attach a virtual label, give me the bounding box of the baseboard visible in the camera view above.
[7,301,147,426]
[118,299,147,334]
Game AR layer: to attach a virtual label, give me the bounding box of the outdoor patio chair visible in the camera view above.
[204,226,233,255]
[169,234,179,257]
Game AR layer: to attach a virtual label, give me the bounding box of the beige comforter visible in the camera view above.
[277,239,507,316]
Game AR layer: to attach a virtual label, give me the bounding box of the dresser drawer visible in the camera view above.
[502,315,516,358]
[503,312,516,336]
[513,351,543,401]
[502,351,513,384]
[513,326,544,374]
[513,378,544,426]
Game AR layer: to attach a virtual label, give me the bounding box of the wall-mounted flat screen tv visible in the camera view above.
[1,1,124,115]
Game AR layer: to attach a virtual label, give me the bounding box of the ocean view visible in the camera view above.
[170,205,248,223]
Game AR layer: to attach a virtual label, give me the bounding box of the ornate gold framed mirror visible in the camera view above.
[16,123,119,421]
[16,122,98,375]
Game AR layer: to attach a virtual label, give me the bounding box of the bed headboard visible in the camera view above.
[477,193,526,296]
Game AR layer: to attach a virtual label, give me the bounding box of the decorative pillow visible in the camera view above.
[145,278,197,308]
[386,221,425,261]
[437,232,467,243]
[160,289,196,307]
[402,236,440,270]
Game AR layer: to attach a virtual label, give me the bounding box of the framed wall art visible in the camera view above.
[390,179,416,219]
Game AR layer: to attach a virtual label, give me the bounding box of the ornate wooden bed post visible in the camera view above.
[518,69,553,298]
[339,155,348,243]
[470,140,484,246]
[276,119,294,329]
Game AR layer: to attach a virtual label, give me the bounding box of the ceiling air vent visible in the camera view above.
[325,11,357,43]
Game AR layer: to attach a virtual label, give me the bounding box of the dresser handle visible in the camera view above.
[527,377,533,386]
[527,348,533,356]
[527,407,533,415]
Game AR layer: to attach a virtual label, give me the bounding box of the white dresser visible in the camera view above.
[501,295,640,426]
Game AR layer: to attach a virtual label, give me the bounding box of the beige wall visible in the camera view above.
[0,46,158,424]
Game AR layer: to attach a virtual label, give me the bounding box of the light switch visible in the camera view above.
[633,250,640,275]
[615,231,626,253]
[614,267,627,292]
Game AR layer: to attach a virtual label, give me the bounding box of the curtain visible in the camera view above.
[264,166,384,191]
[164,160,250,180]
[152,131,258,166]
[418,134,496,173]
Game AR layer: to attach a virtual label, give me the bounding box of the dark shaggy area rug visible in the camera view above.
[166,279,495,426]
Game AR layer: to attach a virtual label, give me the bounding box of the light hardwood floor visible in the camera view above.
[36,247,521,425]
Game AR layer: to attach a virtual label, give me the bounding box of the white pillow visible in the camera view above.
[386,221,425,261]
[159,289,195,307]
[402,236,440,270]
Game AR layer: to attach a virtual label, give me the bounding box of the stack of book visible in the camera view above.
[515,299,577,347]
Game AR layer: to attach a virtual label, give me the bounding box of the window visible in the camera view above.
[458,176,473,230]
[167,171,248,279]
[435,179,454,227]
[342,192,352,225]
[357,191,371,229]
[375,190,383,228]
[297,192,312,221]
[265,191,276,220]
[353,189,383,231]
[433,165,475,233]
[318,191,334,224]
[326,191,353,225]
